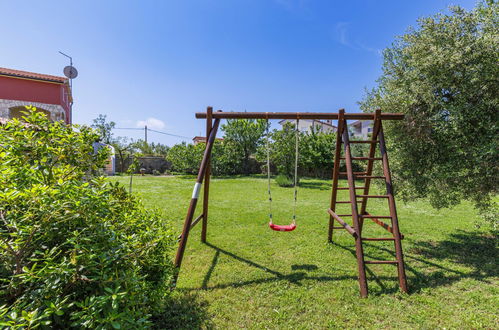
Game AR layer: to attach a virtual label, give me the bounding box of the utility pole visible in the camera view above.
[145,125,148,143]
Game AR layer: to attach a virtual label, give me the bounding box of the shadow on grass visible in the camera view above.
[185,242,399,293]
[335,229,497,294]
[298,181,331,190]
[152,293,212,329]
[406,230,497,290]
[291,264,319,271]
[331,242,400,295]
[182,230,495,296]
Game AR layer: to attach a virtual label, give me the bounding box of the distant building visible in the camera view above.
[0,67,72,124]
[348,120,373,139]
[278,119,337,134]
[93,142,116,175]
[192,136,224,145]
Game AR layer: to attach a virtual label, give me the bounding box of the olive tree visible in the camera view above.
[359,2,498,228]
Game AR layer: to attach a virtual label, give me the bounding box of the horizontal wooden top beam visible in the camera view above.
[195,111,404,120]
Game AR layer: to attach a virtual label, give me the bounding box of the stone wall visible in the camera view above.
[0,99,66,122]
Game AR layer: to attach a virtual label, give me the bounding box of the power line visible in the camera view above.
[148,128,191,139]
[113,127,191,140]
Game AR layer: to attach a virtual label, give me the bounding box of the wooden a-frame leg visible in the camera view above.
[342,120,368,297]
[328,109,345,242]
[379,124,408,293]
[201,106,213,243]
[174,118,220,271]
[359,109,382,232]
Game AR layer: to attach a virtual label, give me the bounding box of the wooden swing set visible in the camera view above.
[174,107,408,297]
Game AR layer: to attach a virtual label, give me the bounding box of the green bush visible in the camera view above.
[0,109,175,328]
[167,140,245,176]
[166,142,203,175]
[275,174,294,187]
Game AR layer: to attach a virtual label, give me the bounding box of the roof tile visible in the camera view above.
[0,67,67,83]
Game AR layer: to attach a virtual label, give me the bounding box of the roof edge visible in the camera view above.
[0,67,67,84]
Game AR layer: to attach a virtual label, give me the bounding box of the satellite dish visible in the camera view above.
[63,65,78,79]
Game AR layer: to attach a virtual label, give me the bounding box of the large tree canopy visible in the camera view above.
[359,2,498,226]
[221,119,267,174]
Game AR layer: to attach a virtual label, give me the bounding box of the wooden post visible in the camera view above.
[174,118,221,269]
[342,122,369,298]
[328,109,345,242]
[201,107,213,243]
[378,123,408,293]
[359,109,382,231]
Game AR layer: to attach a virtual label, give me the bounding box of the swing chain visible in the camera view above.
[266,118,273,224]
[292,119,299,225]
[266,118,299,225]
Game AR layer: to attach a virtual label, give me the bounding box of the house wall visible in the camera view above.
[280,119,336,134]
[360,121,373,138]
[93,142,116,175]
[349,121,373,139]
[0,76,70,123]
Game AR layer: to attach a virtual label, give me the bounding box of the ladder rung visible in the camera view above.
[359,215,392,219]
[336,201,361,204]
[340,172,367,175]
[337,187,366,190]
[364,214,405,239]
[356,195,389,198]
[340,157,383,160]
[327,209,358,238]
[337,214,352,217]
[364,260,398,264]
[349,140,379,144]
[362,237,396,241]
[356,176,385,179]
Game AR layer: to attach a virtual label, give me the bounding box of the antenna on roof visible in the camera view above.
[59,51,77,124]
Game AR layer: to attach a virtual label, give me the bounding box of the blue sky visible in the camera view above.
[0,0,476,145]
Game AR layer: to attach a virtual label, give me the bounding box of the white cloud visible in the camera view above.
[335,22,351,46]
[333,22,381,57]
[136,117,165,129]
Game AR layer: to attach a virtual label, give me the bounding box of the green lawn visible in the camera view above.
[112,175,497,329]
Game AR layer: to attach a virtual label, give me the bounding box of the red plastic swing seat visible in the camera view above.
[269,222,297,232]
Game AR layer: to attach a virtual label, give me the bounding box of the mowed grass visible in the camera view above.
[112,175,498,329]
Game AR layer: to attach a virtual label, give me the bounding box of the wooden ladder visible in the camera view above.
[327,109,408,297]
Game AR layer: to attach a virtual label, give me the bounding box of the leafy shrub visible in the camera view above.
[275,174,294,187]
[166,142,203,175]
[167,140,245,176]
[210,140,245,176]
[299,128,336,178]
[221,119,267,175]
[0,109,176,328]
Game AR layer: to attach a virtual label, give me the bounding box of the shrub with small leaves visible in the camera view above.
[0,109,176,328]
[275,174,294,187]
